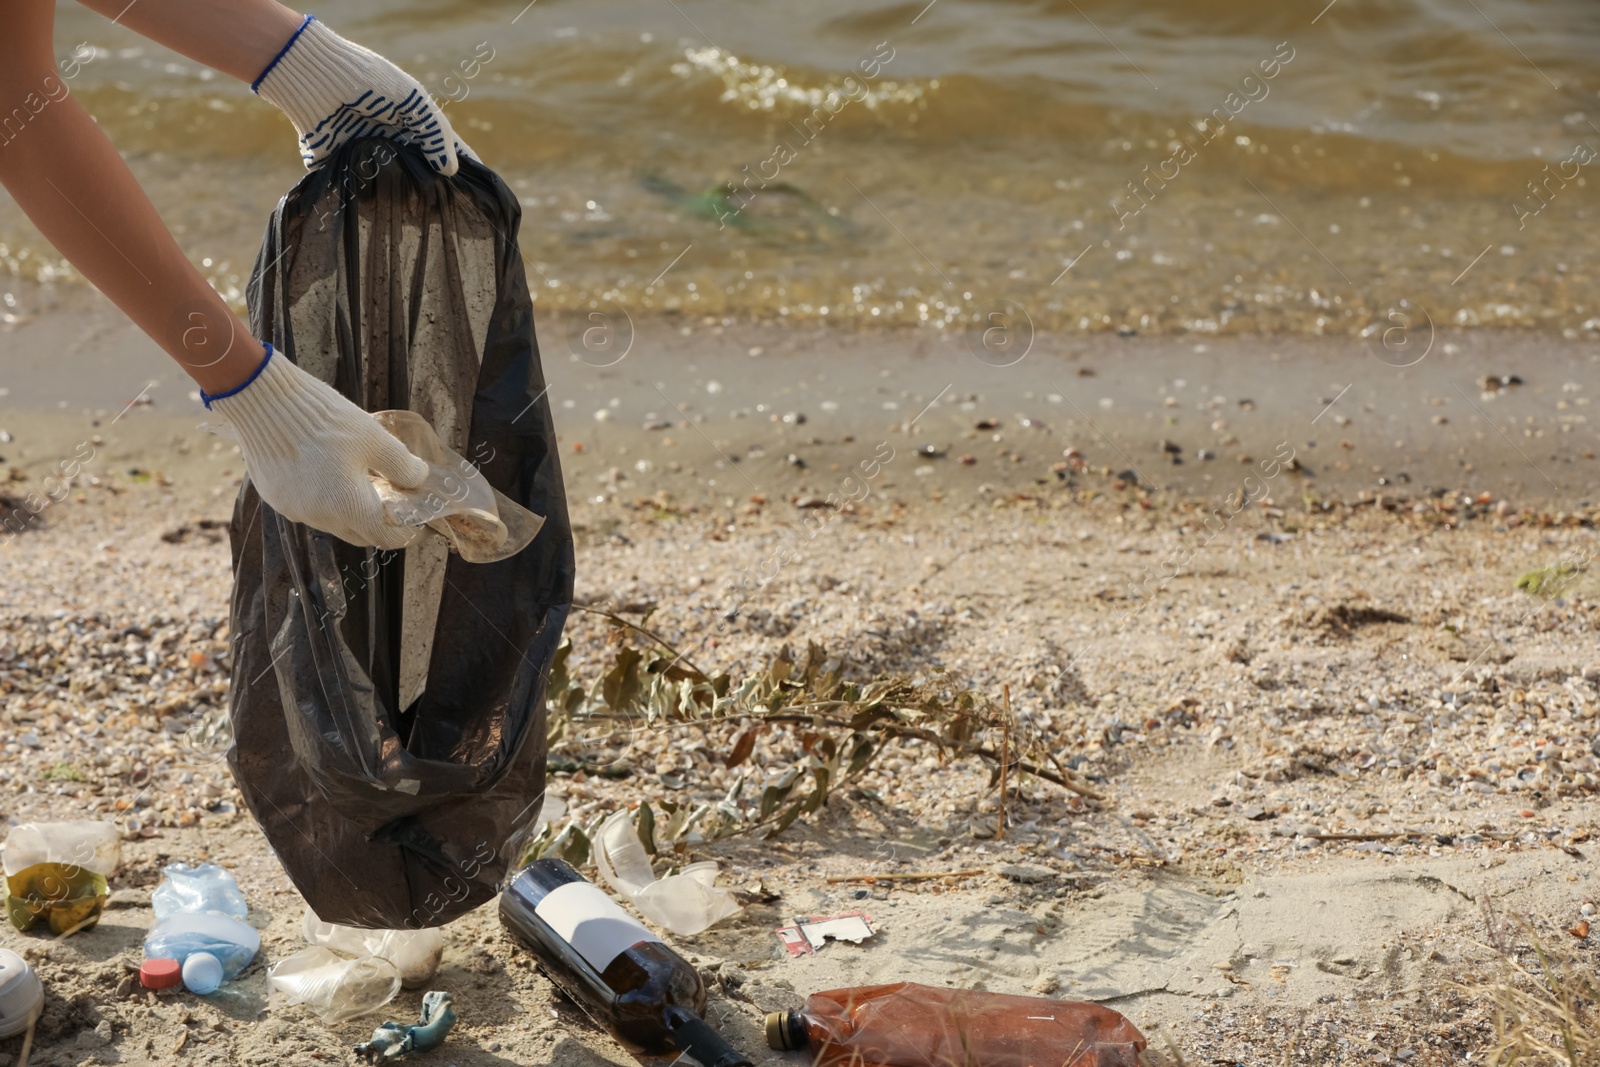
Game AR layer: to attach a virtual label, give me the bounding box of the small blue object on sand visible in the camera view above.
[353,990,457,1062]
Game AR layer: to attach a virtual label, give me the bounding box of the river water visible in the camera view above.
[3,0,1598,341]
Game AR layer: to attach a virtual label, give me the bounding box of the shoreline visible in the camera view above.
[1,304,1596,514]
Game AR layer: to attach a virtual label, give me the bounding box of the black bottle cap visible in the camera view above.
[764,1011,807,1051]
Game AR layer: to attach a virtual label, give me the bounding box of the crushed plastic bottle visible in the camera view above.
[2,822,120,935]
[766,982,1147,1067]
[592,810,741,936]
[144,861,257,994]
[151,863,249,921]
[143,913,260,987]
[267,947,402,1024]
[302,909,444,989]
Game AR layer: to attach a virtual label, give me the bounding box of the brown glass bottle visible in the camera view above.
[765,981,1147,1067]
[499,858,751,1067]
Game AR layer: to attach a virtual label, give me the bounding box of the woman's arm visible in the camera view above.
[0,0,461,549]
[71,0,303,83]
[75,0,473,174]
[0,0,269,393]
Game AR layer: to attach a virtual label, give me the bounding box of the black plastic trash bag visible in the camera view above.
[226,139,573,928]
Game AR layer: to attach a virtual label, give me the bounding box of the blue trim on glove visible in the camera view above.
[252,14,316,93]
[201,342,274,409]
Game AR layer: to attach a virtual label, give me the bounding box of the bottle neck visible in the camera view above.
[764,1010,810,1052]
[666,1007,754,1067]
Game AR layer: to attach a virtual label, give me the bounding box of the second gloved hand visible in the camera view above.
[204,345,431,550]
[252,15,474,175]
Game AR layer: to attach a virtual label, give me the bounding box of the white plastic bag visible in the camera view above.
[267,947,400,1024]
[592,810,741,936]
[301,909,444,989]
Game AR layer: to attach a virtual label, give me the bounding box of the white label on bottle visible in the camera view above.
[533,882,660,972]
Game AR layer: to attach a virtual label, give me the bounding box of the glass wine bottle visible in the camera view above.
[499,858,752,1067]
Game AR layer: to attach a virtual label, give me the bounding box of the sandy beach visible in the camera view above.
[0,307,1597,1066]
[3,0,1598,1061]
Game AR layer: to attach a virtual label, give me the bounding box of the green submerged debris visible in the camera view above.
[640,173,853,241]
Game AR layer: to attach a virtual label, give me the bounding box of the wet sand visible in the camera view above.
[2,299,1598,510]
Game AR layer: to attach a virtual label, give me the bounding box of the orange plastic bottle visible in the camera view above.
[765,982,1146,1067]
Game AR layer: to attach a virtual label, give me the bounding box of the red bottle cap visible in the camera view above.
[140,958,182,989]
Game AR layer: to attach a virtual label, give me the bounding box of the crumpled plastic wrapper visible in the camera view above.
[593,810,742,935]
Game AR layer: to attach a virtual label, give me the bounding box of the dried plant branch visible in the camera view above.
[527,633,1099,863]
[573,602,713,681]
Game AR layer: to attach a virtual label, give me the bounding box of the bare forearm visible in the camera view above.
[73,0,303,84]
[0,1,263,391]
[0,0,471,546]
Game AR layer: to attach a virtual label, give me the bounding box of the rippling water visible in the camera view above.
[2,0,1598,338]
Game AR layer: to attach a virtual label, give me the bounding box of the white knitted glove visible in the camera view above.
[204,345,431,550]
[252,15,475,175]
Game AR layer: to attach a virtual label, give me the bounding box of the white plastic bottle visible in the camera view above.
[143,912,260,982]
